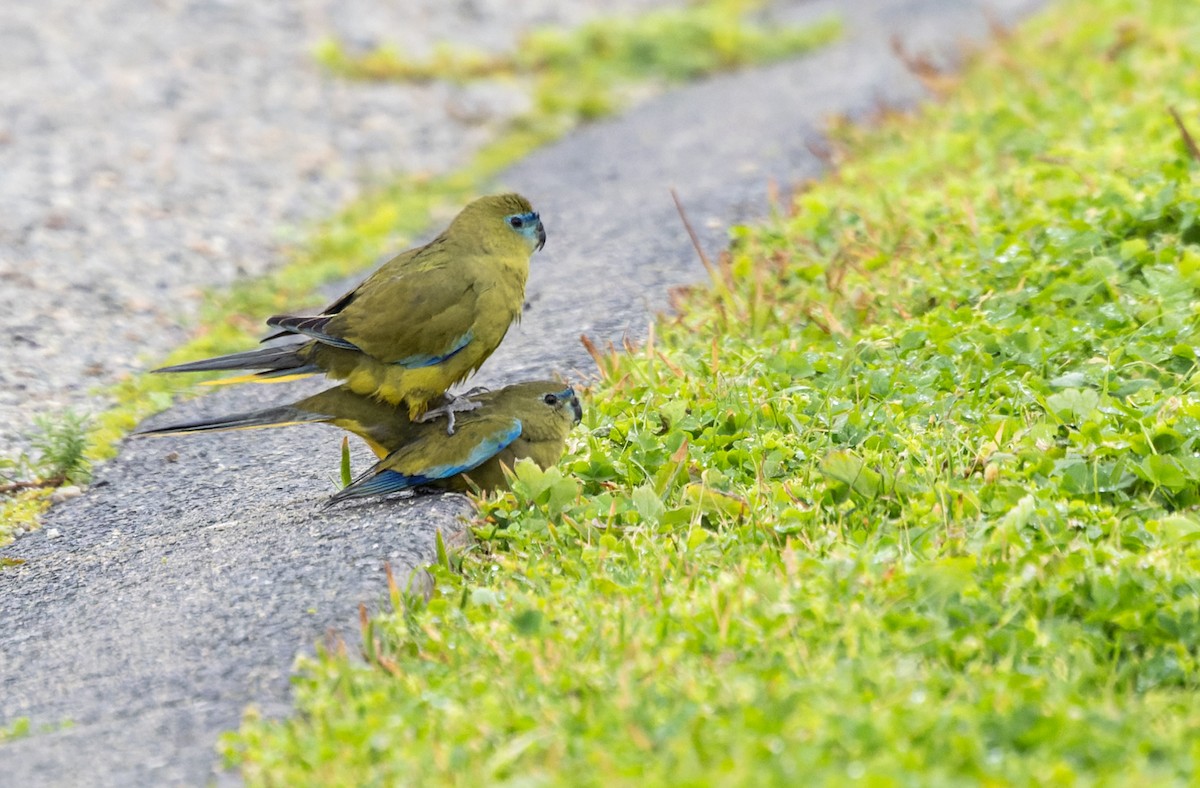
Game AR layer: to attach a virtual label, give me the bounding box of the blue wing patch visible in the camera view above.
[329,418,522,504]
[393,330,474,369]
[413,419,521,480]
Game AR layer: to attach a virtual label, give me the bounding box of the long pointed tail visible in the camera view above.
[134,385,408,458]
[135,404,327,437]
[153,344,319,381]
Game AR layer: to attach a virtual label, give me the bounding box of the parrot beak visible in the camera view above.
[569,390,582,424]
[535,221,547,252]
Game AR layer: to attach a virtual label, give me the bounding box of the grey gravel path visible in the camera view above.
[1,1,1045,785]
[0,0,670,460]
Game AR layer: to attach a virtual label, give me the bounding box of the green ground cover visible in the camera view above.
[223,0,1200,782]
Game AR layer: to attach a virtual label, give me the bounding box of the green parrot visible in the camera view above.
[328,381,581,504]
[154,194,546,432]
[136,380,583,501]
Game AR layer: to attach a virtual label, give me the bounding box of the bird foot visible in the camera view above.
[417,395,483,435]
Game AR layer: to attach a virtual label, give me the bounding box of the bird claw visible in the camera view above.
[418,395,483,435]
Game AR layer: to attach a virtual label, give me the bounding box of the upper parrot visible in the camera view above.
[135,380,583,501]
[153,194,546,430]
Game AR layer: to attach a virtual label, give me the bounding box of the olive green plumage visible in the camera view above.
[328,381,581,504]
[136,380,583,501]
[154,194,546,421]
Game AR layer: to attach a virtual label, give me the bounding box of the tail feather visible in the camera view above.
[198,365,321,387]
[135,405,326,437]
[153,344,309,375]
[266,313,358,350]
[325,470,417,507]
[135,384,407,457]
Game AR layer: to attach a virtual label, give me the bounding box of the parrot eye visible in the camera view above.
[509,216,524,229]
[542,393,558,405]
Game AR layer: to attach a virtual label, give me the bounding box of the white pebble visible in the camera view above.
[51,485,83,504]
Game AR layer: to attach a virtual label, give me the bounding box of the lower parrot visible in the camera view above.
[153,194,546,431]
[136,380,583,501]
[328,381,581,504]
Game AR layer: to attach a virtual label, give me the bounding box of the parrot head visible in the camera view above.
[492,380,582,434]
[453,193,546,254]
[540,385,583,426]
[505,209,547,252]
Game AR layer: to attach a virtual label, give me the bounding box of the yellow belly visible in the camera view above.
[338,354,466,419]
